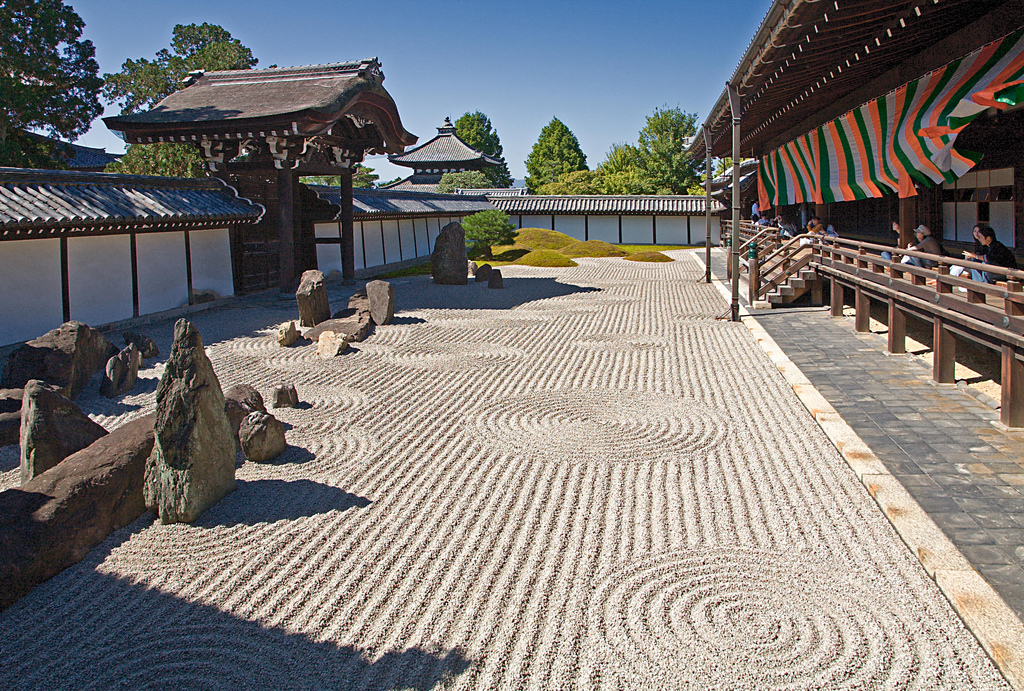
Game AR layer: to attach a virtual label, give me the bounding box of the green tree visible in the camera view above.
[455,111,513,188]
[634,106,700,194]
[462,209,516,259]
[537,170,605,195]
[102,23,258,177]
[436,170,490,193]
[300,164,379,189]
[0,0,103,168]
[525,118,587,193]
[598,143,658,194]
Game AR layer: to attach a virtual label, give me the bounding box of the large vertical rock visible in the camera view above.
[295,270,331,327]
[99,344,142,398]
[2,322,117,398]
[144,319,236,524]
[20,381,108,485]
[366,280,395,325]
[431,222,469,285]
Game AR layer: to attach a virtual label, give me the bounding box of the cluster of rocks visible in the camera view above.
[433,222,504,289]
[285,270,397,359]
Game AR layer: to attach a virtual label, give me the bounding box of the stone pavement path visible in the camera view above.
[755,304,1024,622]
[0,254,1008,689]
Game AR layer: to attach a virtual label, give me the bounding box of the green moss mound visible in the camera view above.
[513,228,576,251]
[561,240,628,258]
[511,249,578,267]
[624,251,674,262]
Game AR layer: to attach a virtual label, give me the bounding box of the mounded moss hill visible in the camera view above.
[624,251,674,262]
[511,228,576,251]
[512,249,579,267]
[560,240,628,258]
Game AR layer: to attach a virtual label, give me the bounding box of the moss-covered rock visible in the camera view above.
[511,250,578,267]
[512,228,576,251]
[561,240,628,258]
[624,251,674,262]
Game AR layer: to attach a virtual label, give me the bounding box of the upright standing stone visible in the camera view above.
[431,222,469,285]
[475,263,492,283]
[488,269,504,289]
[277,321,300,347]
[2,322,117,398]
[20,381,108,485]
[122,331,159,359]
[272,383,299,409]
[366,280,395,325]
[99,344,142,398]
[144,319,236,524]
[295,270,331,327]
[468,261,478,277]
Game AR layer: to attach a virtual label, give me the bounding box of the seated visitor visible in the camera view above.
[967,225,1017,284]
[805,216,824,235]
[949,225,984,277]
[824,224,838,237]
[880,221,901,261]
[901,225,943,269]
[779,218,798,238]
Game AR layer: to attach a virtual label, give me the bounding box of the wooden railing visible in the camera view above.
[741,235,1024,427]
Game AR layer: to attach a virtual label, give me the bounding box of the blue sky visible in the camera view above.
[72,0,766,181]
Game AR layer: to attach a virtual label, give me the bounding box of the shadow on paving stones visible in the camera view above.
[393,276,599,312]
[197,478,370,527]
[0,569,472,690]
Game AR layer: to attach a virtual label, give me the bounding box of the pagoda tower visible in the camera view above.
[385,117,502,191]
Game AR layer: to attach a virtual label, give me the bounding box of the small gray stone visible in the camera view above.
[122,331,159,359]
[468,260,478,277]
[100,344,142,398]
[295,270,331,327]
[488,269,504,289]
[239,411,286,463]
[366,280,395,326]
[144,319,236,524]
[20,380,108,485]
[305,315,372,344]
[431,222,469,285]
[475,263,492,283]
[272,383,299,409]
[277,321,301,347]
[223,384,266,447]
[317,331,348,359]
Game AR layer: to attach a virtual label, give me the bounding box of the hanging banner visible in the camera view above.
[758,28,1024,210]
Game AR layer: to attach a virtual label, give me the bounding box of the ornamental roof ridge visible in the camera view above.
[389,118,503,167]
[200,58,382,85]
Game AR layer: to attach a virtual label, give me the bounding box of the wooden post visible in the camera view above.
[1006,280,1024,317]
[1001,345,1024,428]
[728,83,741,322]
[898,194,915,250]
[887,298,906,354]
[933,316,956,383]
[830,277,844,317]
[277,167,295,291]
[748,248,759,305]
[703,126,712,284]
[854,286,870,332]
[340,170,355,283]
[811,279,823,306]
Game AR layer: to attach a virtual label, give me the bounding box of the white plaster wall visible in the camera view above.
[315,222,343,275]
[587,216,619,244]
[189,228,234,298]
[354,223,365,270]
[399,219,417,258]
[137,231,188,315]
[427,217,441,252]
[0,239,64,346]
[521,215,552,230]
[363,220,385,268]
[68,234,133,327]
[621,216,654,244]
[414,218,430,256]
[553,215,586,241]
[688,216,708,245]
[653,216,687,245]
[382,220,401,263]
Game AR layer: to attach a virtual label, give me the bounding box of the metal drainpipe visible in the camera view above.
[703,125,712,284]
[727,83,742,322]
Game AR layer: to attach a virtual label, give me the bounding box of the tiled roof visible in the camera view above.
[456,188,529,197]
[380,173,442,192]
[310,186,493,220]
[0,168,264,232]
[66,144,121,170]
[390,118,503,167]
[489,195,724,215]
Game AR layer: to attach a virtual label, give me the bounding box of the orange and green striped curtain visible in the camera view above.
[758,28,1024,210]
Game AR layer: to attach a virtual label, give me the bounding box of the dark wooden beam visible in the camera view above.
[341,171,355,282]
[277,168,296,291]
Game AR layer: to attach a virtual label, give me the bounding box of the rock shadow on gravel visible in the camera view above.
[197,478,370,526]
[394,276,598,311]
[0,570,472,690]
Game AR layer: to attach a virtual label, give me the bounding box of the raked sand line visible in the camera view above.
[0,254,1011,689]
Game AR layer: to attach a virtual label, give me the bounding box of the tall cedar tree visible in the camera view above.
[525,118,587,193]
[635,106,700,194]
[103,24,258,178]
[0,0,103,168]
[454,112,513,188]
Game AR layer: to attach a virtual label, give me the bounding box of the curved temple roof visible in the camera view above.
[389,118,502,168]
[310,186,493,221]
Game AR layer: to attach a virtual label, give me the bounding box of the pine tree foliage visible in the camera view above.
[454,111,513,188]
[525,118,587,192]
[462,209,516,258]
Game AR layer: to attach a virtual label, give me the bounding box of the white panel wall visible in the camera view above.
[427,217,441,252]
[354,223,366,270]
[587,216,619,243]
[399,219,416,258]
[382,220,401,263]
[0,239,63,346]
[315,222,343,275]
[363,220,385,268]
[655,217,689,245]
[621,216,653,244]
[553,215,586,241]
[992,201,1015,247]
[942,202,957,241]
[710,217,721,244]
[189,228,234,298]
[688,217,708,245]
[521,215,552,230]
[414,218,430,256]
[137,232,188,315]
[68,234,133,327]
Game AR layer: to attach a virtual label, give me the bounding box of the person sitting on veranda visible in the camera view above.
[778,217,798,239]
[965,225,1017,283]
[805,216,825,235]
[882,224,942,268]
